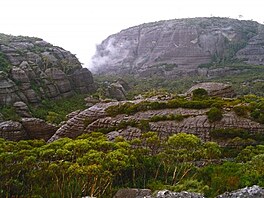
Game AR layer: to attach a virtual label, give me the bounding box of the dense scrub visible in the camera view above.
[0,94,87,124]
[1,132,264,197]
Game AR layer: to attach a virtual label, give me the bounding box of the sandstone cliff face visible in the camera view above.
[92,17,263,77]
[0,33,95,106]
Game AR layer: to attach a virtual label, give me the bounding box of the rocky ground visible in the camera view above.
[113,185,264,198]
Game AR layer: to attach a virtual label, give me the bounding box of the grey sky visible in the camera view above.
[1,0,264,68]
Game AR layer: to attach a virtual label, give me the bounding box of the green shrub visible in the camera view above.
[150,114,185,122]
[207,107,223,122]
[0,106,21,121]
[210,128,250,139]
[192,88,208,100]
[233,105,248,117]
[30,94,86,124]
[0,52,11,72]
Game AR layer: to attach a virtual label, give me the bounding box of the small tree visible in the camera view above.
[207,107,223,122]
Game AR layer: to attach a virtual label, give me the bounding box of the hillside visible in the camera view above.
[0,33,95,106]
[92,17,264,96]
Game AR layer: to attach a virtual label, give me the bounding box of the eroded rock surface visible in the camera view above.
[0,118,58,141]
[217,185,264,198]
[186,82,236,98]
[114,188,152,198]
[92,17,263,78]
[48,98,264,145]
[0,33,95,106]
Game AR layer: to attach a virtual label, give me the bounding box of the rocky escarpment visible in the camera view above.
[0,33,95,106]
[92,17,264,78]
[48,94,264,146]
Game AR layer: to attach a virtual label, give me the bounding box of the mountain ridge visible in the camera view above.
[92,17,264,77]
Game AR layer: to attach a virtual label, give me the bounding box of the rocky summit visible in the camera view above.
[92,17,264,78]
[0,33,95,106]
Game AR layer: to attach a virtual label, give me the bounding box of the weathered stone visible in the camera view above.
[107,82,127,101]
[70,68,95,93]
[0,33,95,105]
[0,121,27,141]
[10,66,30,83]
[21,118,58,141]
[45,68,72,94]
[217,185,264,198]
[92,17,262,77]
[114,188,152,198]
[13,101,32,118]
[0,72,21,105]
[156,190,204,198]
[186,82,236,98]
[48,97,264,144]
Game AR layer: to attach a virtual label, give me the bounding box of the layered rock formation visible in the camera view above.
[0,118,58,141]
[48,97,264,145]
[92,17,264,77]
[186,82,236,98]
[0,33,95,106]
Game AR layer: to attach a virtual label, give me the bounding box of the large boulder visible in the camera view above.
[186,82,236,98]
[21,118,58,141]
[107,82,127,101]
[0,121,28,141]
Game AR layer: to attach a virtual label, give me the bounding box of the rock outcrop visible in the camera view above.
[0,118,58,141]
[0,121,27,141]
[186,82,236,98]
[156,190,204,198]
[0,33,95,106]
[48,97,264,145]
[114,188,152,198]
[107,82,127,101]
[92,17,263,78]
[113,185,264,198]
[217,185,264,198]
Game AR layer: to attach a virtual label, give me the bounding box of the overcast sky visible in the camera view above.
[1,0,264,68]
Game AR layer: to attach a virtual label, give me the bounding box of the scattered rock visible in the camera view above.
[114,188,152,198]
[156,190,204,198]
[0,33,95,106]
[217,185,264,198]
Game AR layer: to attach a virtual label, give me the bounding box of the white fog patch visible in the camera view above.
[90,37,131,73]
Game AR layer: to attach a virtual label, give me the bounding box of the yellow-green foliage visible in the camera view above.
[30,94,87,124]
[1,132,264,198]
